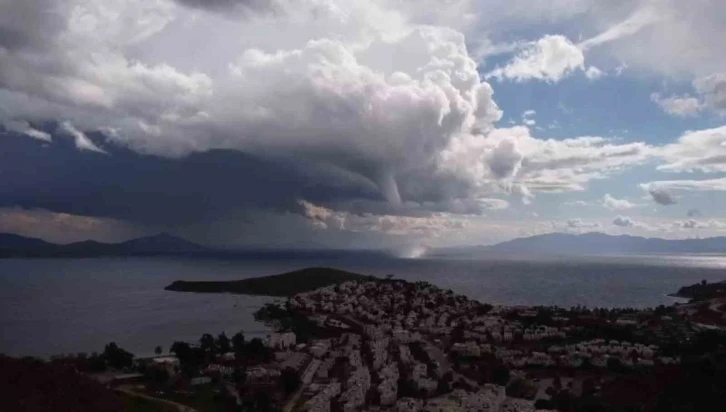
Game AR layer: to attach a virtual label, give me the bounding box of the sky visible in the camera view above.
[1,0,726,249]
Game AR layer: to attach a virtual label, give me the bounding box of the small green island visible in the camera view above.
[164,267,377,297]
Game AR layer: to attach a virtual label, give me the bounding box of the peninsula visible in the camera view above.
[670,279,726,301]
[164,267,376,297]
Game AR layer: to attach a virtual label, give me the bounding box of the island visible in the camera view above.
[164,267,377,297]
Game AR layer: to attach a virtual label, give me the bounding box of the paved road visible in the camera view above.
[422,339,480,388]
[116,385,198,412]
[425,342,451,374]
[282,359,322,412]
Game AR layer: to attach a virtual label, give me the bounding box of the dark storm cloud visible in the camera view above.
[648,188,677,205]
[0,127,380,227]
[0,0,62,53]
[612,215,635,227]
[173,0,279,13]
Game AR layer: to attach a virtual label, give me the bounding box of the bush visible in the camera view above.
[280,367,301,393]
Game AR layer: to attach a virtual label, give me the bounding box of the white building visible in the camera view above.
[266,332,296,349]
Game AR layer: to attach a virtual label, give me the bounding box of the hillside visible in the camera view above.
[164,267,376,297]
[671,280,726,301]
[0,355,123,412]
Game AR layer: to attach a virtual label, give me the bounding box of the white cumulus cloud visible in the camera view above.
[657,125,726,173]
[585,66,605,80]
[566,218,602,230]
[602,194,637,210]
[642,178,726,193]
[693,73,726,115]
[299,200,468,238]
[650,93,703,117]
[487,35,587,83]
[441,127,654,198]
[652,73,726,117]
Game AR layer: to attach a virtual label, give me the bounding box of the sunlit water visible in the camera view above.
[0,254,724,357]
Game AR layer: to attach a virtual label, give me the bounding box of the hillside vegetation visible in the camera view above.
[165,267,376,297]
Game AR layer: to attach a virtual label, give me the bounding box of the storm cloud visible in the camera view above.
[3,0,726,246]
[647,188,678,206]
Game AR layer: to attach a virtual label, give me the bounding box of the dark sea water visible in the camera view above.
[1,254,725,358]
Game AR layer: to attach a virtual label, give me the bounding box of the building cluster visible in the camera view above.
[267,331,297,349]
[285,281,565,411]
[295,328,553,412]
[247,366,281,383]
[303,382,341,412]
[277,279,697,411]
[132,279,703,412]
[292,280,482,334]
[544,339,677,368]
[396,385,555,412]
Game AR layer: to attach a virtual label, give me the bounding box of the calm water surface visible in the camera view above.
[1,254,725,357]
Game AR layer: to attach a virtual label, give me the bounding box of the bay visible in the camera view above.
[1,254,724,358]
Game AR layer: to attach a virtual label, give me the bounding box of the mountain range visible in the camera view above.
[1,231,726,258]
[0,233,207,258]
[439,232,726,256]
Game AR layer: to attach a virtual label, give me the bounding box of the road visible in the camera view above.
[116,385,198,412]
[424,342,451,373]
[282,358,322,412]
[423,339,479,388]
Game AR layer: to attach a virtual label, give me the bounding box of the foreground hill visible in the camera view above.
[0,355,123,412]
[446,232,726,256]
[165,267,376,297]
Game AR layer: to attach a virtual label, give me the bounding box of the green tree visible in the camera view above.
[232,332,246,357]
[102,342,133,370]
[170,341,193,367]
[170,341,191,357]
[492,366,510,386]
[247,338,266,356]
[145,366,169,389]
[217,332,231,354]
[233,366,247,384]
[437,378,451,394]
[607,357,625,373]
[200,333,216,353]
[280,367,301,393]
[154,346,163,356]
[87,352,106,372]
[254,391,272,412]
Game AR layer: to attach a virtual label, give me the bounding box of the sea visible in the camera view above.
[1,253,725,358]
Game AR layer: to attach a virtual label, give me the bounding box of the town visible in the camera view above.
[11,276,726,412]
[22,276,726,412]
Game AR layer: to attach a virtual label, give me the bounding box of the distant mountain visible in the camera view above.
[444,232,726,256]
[0,233,207,258]
[115,233,207,253]
[0,233,55,250]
